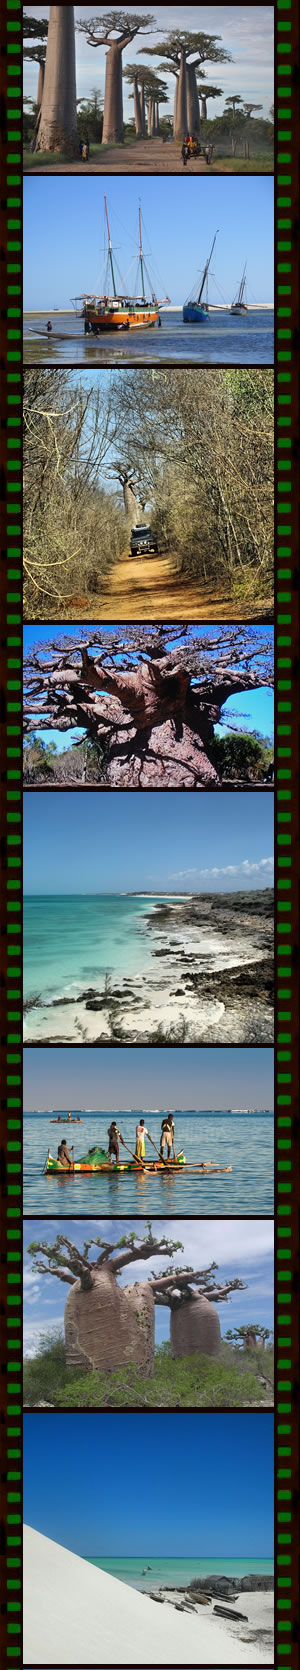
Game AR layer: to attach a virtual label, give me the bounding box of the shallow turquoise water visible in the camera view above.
[23,1111,273,1216]
[86,1555,274,1592]
[24,894,157,1006]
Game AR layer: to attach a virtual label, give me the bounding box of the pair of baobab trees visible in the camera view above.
[27,1229,251,1378]
[26,9,260,155]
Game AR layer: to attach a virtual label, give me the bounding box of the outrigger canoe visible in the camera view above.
[50,1119,82,1124]
[44,1146,232,1177]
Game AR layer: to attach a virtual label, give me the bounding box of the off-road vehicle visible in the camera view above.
[130,524,158,556]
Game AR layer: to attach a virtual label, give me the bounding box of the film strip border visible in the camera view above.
[275,2,299,1669]
[0,5,22,1667]
[0,10,299,1670]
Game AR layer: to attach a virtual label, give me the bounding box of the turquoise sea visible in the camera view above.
[24,894,158,1010]
[23,1110,274,1215]
[85,1555,274,1593]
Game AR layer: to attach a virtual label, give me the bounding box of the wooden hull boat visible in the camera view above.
[83,301,158,333]
[50,1119,82,1124]
[44,1149,232,1177]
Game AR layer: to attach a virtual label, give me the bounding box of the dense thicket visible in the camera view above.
[23,367,273,618]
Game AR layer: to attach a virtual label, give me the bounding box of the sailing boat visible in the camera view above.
[72,198,169,334]
[230,264,248,314]
[183,231,219,322]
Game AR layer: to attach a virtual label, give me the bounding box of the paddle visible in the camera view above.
[118,1134,147,1173]
[147,1134,169,1168]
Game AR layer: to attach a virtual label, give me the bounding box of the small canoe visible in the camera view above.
[50,1119,82,1124]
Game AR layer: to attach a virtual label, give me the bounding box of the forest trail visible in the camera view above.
[71,549,272,624]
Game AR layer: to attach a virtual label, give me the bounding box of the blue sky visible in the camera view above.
[23,790,274,894]
[23,1216,274,1360]
[23,1043,274,1111]
[23,175,274,308]
[23,1410,274,1555]
[23,622,274,755]
[24,6,274,119]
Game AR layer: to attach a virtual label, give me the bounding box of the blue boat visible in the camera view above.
[183,230,219,323]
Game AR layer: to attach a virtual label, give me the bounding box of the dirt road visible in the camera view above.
[25,138,208,176]
[73,549,272,623]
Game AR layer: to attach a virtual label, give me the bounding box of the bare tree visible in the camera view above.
[23,623,273,789]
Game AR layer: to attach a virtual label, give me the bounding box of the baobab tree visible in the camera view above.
[123,62,146,135]
[225,93,244,118]
[198,84,223,121]
[27,1230,246,1376]
[77,11,155,144]
[113,465,146,526]
[225,1325,272,1352]
[23,623,274,790]
[143,31,231,139]
[33,7,79,156]
[23,14,48,103]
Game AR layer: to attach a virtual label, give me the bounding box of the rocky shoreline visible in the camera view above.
[23,890,274,1045]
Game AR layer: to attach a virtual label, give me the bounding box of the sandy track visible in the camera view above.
[25,138,208,175]
[73,549,272,624]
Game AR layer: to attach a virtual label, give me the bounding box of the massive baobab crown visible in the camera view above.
[23,625,274,791]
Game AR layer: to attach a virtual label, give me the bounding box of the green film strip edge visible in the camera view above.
[5,2,22,1667]
[275,4,295,1669]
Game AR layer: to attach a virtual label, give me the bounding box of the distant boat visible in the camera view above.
[183,231,219,323]
[230,263,248,314]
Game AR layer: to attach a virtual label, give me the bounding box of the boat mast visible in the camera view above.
[197,229,219,305]
[139,200,146,300]
[237,262,247,304]
[104,195,117,298]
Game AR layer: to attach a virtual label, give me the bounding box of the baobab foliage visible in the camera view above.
[23,623,273,789]
[23,367,274,621]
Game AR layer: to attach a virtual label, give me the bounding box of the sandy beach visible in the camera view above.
[24,891,274,1045]
[24,1527,273,1665]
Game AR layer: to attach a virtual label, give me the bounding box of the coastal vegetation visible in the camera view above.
[23,367,274,622]
[24,1226,273,1407]
[23,1333,274,1408]
[23,623,274,790]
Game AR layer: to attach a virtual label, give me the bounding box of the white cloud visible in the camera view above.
[169,857,274,881]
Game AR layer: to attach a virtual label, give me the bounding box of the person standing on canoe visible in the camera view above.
[135,1119,154,1162]
[57,1139,73,1170]
[107,1121,123,1165]
[160,1116,175,1162]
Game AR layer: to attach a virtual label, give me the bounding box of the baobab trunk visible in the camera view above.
[173,78,178,135]
[102,42,124,143]
[170,1296,221,1358]
[64,1267,155,1376]
[147,99,153,137]
[37,60,45,109]
[133,75,144,137]
[35,7,79,156]
[122,479,145,528]
[174,51,188,140]
[155,104,160,134]
[201,96,207,120]
[186,64,201,135]
[141,85,146,132]
[106,719,220,789]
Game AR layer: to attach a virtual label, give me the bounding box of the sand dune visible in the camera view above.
[23,1526,270,1665]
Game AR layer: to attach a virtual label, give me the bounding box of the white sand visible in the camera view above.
[23,1526,271,1665]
